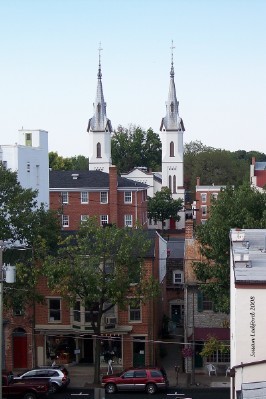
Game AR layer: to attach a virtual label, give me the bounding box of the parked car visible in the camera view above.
[3,371,51,399]
[14,365,70,393]
[101,366,169,394]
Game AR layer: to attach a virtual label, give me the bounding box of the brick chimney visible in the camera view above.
[196,177,200,186]
[185,219,194,239]
[252,157,256,165]
[109,165,118,225]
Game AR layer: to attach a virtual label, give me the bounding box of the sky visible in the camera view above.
[1,0,266,157]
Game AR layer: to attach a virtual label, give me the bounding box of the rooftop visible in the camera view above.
[231,229,266,284]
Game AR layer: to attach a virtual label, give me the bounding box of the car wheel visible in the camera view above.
[23,393,37,399]
[146,383,157,394]
[50,382,59,393]
[105,383,117,394]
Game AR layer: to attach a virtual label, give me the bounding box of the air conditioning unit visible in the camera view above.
[105,316,117,325]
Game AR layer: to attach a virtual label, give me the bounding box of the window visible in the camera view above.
[201,205,207,216]
[173,175,177,193]
[100,191,108,204]
[208,348,230,363]
[124,214,133,227]
[101,215,108,226]
[81,192,89,204]
[201,193,207,203]
[124,192,132,203]
[198,292,213,312]
[62,215,69,227]
[97,142,101,158]
[48,298,61,322]
[212,193,218,200]
[129,300,141,322]
[27,162,30,173]
[25,133,32,146]
[170,141,175,157]
[81,215,89,223]
[169,175,172,192]
[13,304,24,316]
[135,370,147,378]
[173,270,183,284]
[2,161,7,169]
[73,301,81,322]
[61,191,69,204]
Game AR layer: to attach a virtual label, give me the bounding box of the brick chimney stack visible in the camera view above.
[196,177,200,186]
[185,219,194,239]
[109,165,118,225]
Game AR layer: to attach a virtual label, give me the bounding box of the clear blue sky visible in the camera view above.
[1,0,266,157]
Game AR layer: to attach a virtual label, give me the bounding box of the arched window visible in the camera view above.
[97,142,101,158]
[169,175,172,193]
[170,141,174,157]
[97,103,101,114]
[173,175,177,193]
[170,101,174,113]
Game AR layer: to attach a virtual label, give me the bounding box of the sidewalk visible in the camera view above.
[67,364,231,389]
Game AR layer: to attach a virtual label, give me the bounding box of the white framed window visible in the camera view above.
[201,219,207,225]
[201,205,207,216]
[129,300,141,322]
[124,214,133,227]
[48,298,61,322]
[62,215,69,227]
[73,301,81,322]
[81,192,89,204]
[173,270,184,284]
[100,191,108,204]
[61,191,69,204]
[124,191,132,203]
[201,193,207,203]
[100,215,108,226]
[212,193,218,200]
[81,215,89,223]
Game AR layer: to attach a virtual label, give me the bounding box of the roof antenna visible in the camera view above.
[170,40,175,78]
[98,42,103,80]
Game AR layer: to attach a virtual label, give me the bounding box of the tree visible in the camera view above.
[49,152,88,170]
[193,184,266,313]
[43,218,159,384]
[111,125,162,173]
[147,187,183,229]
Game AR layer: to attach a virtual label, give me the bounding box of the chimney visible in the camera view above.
[109,165,118,225]
[196,177,200,186]
[252,157,256,165]
[185,219,194,239]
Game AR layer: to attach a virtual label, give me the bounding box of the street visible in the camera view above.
[53,387,230,399]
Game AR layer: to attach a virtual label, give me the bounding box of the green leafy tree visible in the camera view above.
[111,125,161,173]
[147,187,183,230]
[49,152,88,170]
[193,184,266,313]
[43,218,159,384]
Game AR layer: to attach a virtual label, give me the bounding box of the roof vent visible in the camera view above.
[71,173,79,180]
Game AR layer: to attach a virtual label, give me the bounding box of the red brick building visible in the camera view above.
[49,165,148,229]
[250,157,266,191]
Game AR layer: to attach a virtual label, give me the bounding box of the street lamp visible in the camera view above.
[0,240,16,399]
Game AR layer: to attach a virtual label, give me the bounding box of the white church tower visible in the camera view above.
[160,42,185,229]
[87,44,112,173]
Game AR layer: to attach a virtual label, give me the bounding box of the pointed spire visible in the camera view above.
[160,41,184,131]
[87,43,112,132]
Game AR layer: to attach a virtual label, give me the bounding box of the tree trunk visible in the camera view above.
[93,326,102,385]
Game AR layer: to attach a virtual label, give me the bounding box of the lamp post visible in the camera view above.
[0,241,16,399]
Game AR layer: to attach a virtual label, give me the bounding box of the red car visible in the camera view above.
[101,367,168,394]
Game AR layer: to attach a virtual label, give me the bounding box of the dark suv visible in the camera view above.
[101,366,168,394]
[14,365,70,393]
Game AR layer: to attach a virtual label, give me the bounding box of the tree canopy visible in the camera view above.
[193,184,266,313]
[147,187,183,228]
[43,218,159,383]
[111,125,162,173]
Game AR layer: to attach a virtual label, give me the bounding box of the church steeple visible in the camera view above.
[87,44,112,173]
[87,43,112,133]
[160,41,184,132]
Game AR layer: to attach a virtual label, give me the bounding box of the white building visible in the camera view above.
[0,129,49,207]
[230,228,266,399]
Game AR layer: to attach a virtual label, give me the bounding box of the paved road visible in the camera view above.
[54,387,230,399]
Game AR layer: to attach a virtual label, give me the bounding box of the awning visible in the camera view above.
[188,327,230,341]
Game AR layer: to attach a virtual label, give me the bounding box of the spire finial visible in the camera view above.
[98,42,103,79]
[170,40,175,78]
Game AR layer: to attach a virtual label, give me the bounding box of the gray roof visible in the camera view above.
[231,229,266,284]
[167,238,185,259]
[49,170,148,190]
[255,162,266,171]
